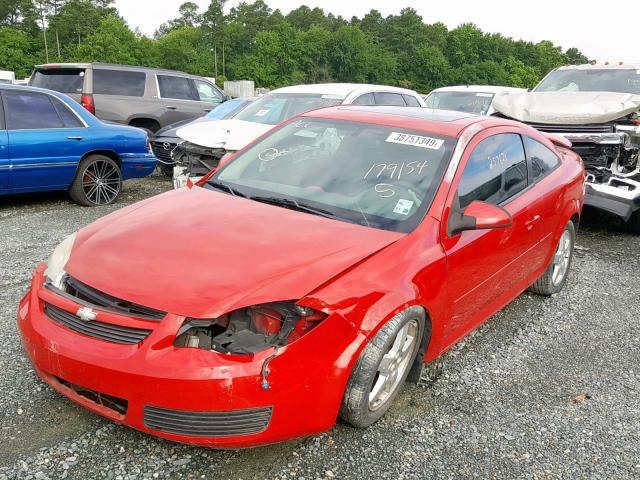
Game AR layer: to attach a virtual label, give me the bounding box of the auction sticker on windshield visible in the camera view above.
[393,199,414,215]
[386,132,444,150]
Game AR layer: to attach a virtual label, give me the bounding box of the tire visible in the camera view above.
[626,210,640,234]
[340,306,425,428]
[159,164,174,177]
[69,155,122,206]
[528,220,576,296]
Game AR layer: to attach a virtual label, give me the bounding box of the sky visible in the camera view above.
[114,0,639,63]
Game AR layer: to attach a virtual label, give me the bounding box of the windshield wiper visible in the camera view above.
[206,179,246,197]
[250,196,337,219]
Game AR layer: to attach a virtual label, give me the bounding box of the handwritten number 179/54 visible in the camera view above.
[363,161,429,181]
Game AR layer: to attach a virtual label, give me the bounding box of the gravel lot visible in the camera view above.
[1,174,639,479]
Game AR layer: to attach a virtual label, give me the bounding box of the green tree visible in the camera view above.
[503,56,539,88]
[0,27,37,76]
[157,2,201,36]
[329,26,369,82]
[565,47,590,65]
[72,16,146,65]
[155,26,214,75]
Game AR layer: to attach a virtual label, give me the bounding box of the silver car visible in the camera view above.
[30,63,227,133]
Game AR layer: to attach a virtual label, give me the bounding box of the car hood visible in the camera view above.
[176,119,274,150]
[65,187,403,318]
[154,118,207,138]
[493,91,640,124]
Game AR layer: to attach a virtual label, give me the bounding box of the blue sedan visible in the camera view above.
[0,84,156,206]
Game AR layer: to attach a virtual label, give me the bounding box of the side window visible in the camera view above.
[51,97,84,128]
[4,91,64,130]
[525,136,560,180]
[352,93,375,105]
[458,133,528,208]
[93,69,146,96]
[403,94,421,107]
[374,92,406,106]
[157,75,198,101]
[194,80,224,103]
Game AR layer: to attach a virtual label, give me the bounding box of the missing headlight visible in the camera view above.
[174,301,327,355]
[172,141,227,178]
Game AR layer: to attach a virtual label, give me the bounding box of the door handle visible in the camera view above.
[525,215,541,230]
[67,136,83,140]
[203,109,211,113]
[166,106,177,110]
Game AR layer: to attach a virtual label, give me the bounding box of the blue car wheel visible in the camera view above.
[69,155,122,206]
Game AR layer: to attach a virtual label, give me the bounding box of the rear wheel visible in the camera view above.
[69,155,122,206]
[626,210,640,234]
[528,220,575,296]
[340,306,424,428]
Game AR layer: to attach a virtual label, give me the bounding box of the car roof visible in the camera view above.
[270,83,420,98]
[300,105,521,137]
[34,62,194,76]
[553,63,640,71]
[428,85,527,94]
[0,83,65,96]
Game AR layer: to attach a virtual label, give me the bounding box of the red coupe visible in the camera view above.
[18,106,584,447]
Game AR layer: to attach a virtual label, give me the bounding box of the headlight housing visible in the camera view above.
[44,232,77,289]
[174,301,327,355]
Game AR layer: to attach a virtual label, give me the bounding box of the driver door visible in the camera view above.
[440,129,539,346]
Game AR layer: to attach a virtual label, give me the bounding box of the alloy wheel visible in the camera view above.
[81,159,121,205]
[551,229,572,286]
[369,319,419,411]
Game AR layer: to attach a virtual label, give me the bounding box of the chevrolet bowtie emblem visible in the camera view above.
[76,306,97,322]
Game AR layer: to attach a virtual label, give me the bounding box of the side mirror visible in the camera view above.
[448,198,513,236]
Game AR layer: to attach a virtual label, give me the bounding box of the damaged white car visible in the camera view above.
[171,83,426,188]
[493,63,640,233]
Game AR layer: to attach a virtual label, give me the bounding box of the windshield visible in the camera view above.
[205,98,252,120]
[233,93,343,125]
[211,118,456,232]
[424,91,494,115]
[534,69,640,95]
[31,68,85,94]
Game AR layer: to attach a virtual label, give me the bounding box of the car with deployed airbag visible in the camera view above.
[493,63,640,232]
[17,106,584,447]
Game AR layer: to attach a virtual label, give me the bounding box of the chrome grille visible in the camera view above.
[44,303,152,344]
[151,141,176,164]
[143,405,272,437]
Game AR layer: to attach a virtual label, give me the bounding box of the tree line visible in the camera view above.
[0,0,591,92]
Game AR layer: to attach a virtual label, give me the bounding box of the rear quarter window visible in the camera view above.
[525,136,560,180]
[31,69,85,94]
[403,94,421,107]
[93,69,146,96]
[374,92,406,106]
[157,75,197,101]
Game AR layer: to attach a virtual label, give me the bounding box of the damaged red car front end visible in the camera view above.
[17,106,584,447]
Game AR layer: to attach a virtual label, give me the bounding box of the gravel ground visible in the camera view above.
[1,175,639,480]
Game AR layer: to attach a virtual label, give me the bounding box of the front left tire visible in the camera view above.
[340,306,425,428]
[69,154,122,206]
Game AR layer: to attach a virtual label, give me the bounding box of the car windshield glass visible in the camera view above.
[212,118,456,233]
[31,69,85,94]
[424,91,494,115]
[534,69,640,95]
[205,98,251,120]
[233,93,343,125]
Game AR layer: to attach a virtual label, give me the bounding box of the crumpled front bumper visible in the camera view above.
[585,177,640,221]
[17,265,362,447]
